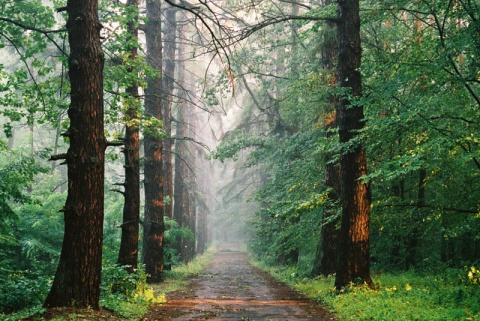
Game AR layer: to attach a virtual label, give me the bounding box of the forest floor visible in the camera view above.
[142,245,336,321]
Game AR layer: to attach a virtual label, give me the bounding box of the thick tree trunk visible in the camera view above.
[334,0,373,290]
[143,0,164,283]
[117,0,140,272]
[44,0,105,308]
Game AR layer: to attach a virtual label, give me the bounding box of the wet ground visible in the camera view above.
[142,246,336,321]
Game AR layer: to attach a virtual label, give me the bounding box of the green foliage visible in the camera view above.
[0,154,64,314]
[0,150,49,234]
[102,190,124,264]
[0,270,51,314]
[100,264,165,318]
[0,0,68,131]
[255,261,480,320]
[466,266,480,286]
[361,0,480,271]
[164,216,194,266]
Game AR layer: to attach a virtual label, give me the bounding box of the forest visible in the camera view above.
[0,0,479,320]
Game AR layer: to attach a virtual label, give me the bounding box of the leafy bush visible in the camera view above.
[164,216,194,266]
[0,270,51,314]
[100,264,165,318]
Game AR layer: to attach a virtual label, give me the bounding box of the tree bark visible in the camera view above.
[183,107,197,262]
[162,5,177,220]
[334,0,373,289]
[117,0,140,272]
[311,0,339,277]
[44,0,105,308]
[173,21,187,258]
[143,0,164,283]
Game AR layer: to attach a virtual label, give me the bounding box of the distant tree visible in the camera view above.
[162,5,177,221]
[334,0,373,289]
[311,0,340,277]
[172,50,187,261]
[45,0,106,308]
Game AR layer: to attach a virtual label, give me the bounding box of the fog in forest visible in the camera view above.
[2,0,480,316]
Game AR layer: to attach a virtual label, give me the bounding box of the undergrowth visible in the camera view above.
[252,261,480,321]
[2,247,215,320]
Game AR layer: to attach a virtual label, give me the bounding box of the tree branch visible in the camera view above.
[50,153,68,161]
[0,17,66,34]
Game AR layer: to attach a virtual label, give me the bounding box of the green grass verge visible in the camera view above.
[151,246,216,295]
[252,261,480,321]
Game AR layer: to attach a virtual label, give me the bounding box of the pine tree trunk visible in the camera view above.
[143,0,164,283]
[44,0,105,308]
[173,23,188,258]
[334,0,373,290]
[162,5,177,220]
[183,105,197,262]
[117,0,140,272]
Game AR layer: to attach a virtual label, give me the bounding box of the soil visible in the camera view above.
[142,246,336,321]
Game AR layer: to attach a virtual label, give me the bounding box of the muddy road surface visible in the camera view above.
[143,247,335,320]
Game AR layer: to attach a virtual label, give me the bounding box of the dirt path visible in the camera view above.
[143,247,336,320]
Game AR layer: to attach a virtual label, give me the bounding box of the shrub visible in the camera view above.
[0,270,50,314]
[100,264,165,318]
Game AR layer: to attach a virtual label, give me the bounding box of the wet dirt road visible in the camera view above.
[142,248,335,321]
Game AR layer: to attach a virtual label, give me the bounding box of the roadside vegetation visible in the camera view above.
[1,247,215,321]
[253,260,480,320]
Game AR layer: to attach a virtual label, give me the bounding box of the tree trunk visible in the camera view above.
[405,168,426,269]
[334,0,373,290]
[117,0,140,272]
[143,0,164,283]
[162,5,177,220]
[44,0,105,308]
[311,0,339,276]
[173,22,188,258]
[183,102,197,262]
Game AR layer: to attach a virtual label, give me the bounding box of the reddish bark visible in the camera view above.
[44,0,106,308]
[143,0,165,283]
[334,0,373,289]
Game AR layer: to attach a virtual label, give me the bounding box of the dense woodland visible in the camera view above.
[0,0,479,318]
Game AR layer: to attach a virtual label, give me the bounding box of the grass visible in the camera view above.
[151,246,216,295]
[252,261,480,321]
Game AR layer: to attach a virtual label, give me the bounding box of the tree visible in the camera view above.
[117,0,141,272]
[172,20,188,259]
[45,0,106,308]
[311,0,340,277]
[334,0,373,289]
[162,5,177,221]
[362,0,480,270]
[143,0,165,282]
